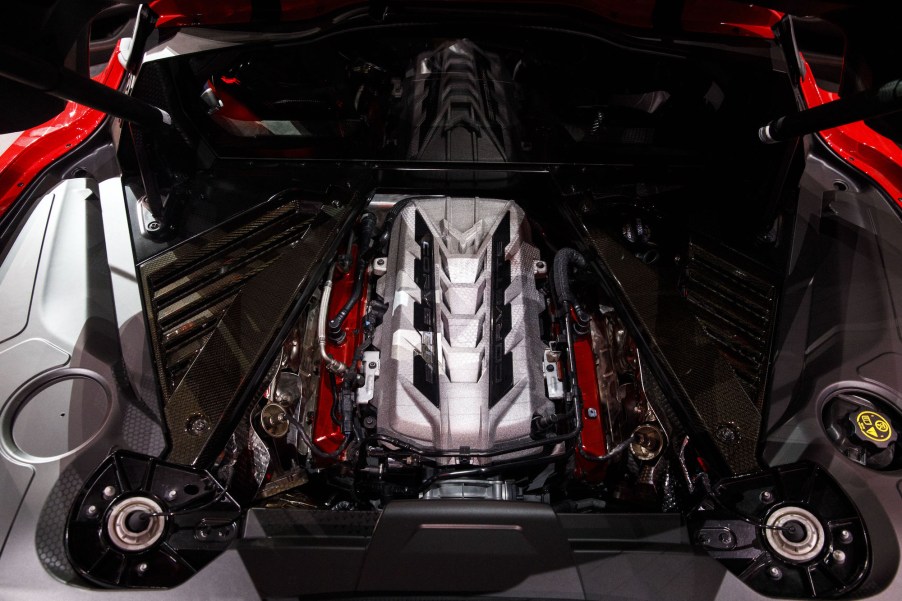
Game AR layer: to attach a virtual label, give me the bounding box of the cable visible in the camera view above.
[286,410,353,459]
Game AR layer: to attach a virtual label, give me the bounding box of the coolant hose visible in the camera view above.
[328,212,377,340]
[553,248,590,323]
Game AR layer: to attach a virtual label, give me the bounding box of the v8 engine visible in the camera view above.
[371,198,553,462]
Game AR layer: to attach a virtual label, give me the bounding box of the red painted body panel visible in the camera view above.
[0,45,126,219]
[573,334,608,482]
[799,58,902,206]
[311,252,368,460]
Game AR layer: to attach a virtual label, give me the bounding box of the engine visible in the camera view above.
[371,197,553,463]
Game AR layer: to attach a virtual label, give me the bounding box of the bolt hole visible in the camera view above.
[183,484,199,495]
[60,413,66,417]
[833,180,848,191]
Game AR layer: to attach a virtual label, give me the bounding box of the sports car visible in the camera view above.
[1,1,901,599]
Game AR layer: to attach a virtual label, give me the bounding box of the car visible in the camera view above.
[1,1,901,599]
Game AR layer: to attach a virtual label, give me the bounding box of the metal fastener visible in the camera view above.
[85,505,98,517]
[102,486,117,500]
[760,490,774,504]
[832,550,847,565]
[838,529,853,544]
[369,362,377,369]
[587,408,598,419]
[767,566,783,580]
[146,221,161,232]
[166,489,178,501]
[136,562,149,575]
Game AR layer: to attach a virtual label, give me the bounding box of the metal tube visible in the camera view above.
[0,44,171,129]
[318,275,348,374]
[759,79,902,144]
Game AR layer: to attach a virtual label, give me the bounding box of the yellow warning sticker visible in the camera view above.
[856,410,893,443]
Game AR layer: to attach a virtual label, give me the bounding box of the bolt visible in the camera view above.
[838,529,853,544]
[767,565,783,580]
[376,258,386,265]
[546,364,555,372]
[715,423,739,444]
[147,221,161,232]
[832,550,847,565]
[136,562,149,575]
[197,527,209,539]
[363,416,377,429]
[102,486,117,500]
[187,415,210,435]
[85,505,98,517]
[166,489,178,501]
[536,262,545,269]
[587,408,598,419]
[368,361,377,369]
[760,490,774,504]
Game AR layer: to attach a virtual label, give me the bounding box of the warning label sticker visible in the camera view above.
[856,410,893,443]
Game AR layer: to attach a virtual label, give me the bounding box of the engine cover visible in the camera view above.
[372,197,552,462]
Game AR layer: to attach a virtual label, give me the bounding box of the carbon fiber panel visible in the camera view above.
[140,200,313,400]
[162,198,358,466]
[583,226,762,474]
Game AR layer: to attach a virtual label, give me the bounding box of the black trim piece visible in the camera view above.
[412,210,440,407]
[489,211,513,408]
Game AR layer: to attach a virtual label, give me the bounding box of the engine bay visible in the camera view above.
[51,11,891,598]
[247,194,673,509]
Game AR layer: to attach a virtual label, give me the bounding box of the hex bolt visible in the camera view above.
[166,489,178,501]
[767,565,783,580]
[760,490,774,504]
[838,529,853,544]
[587,408,598,419]
[102,486,117,500]
[136,562,149,575]
[832,550,847,565]
[85,505,98,517]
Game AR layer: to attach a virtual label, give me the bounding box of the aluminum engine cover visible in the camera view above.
[372,197,552,462]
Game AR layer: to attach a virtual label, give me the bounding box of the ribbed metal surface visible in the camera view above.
[682,242,777,410]
[139,200,313,400]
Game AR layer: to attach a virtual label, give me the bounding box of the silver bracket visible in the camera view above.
[357,350,381,404]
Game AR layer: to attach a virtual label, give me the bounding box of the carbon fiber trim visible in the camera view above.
[582,225,762,475]
[163,195,360,467]
[683,242,777,410]
[139,199,313,400]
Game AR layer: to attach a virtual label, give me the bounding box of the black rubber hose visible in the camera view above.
[553,248,590,323]
[376,198,414,254]
[328,212,377,340]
